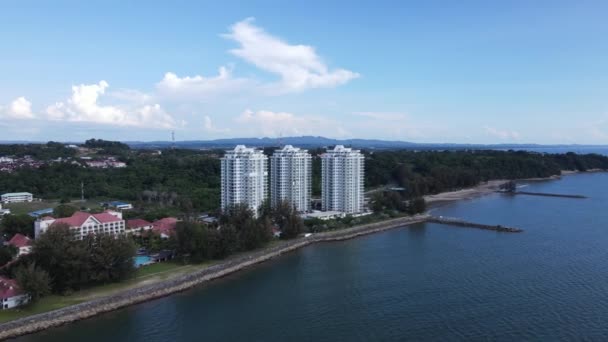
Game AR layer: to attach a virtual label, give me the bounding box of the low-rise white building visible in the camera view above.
[35,210,126,240]
[126,219,153,234]
[0,276,29,310]
[1,192,33,204]
[301,210,346,221]
[7,234,33,256]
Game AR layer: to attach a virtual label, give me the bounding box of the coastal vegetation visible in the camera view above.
[3,225,136,298]
[2,144,607,217]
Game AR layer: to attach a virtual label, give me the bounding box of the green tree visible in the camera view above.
[0,214,35,237]
[0,245,18,266]
[220,204,271,251]
[407,197,427,215]
[271,201,304,239]
[15,263,51,303]
[53,204,78,218]
[281,211,304,239]
[31,224,90,293]
[175,221,208,262]
[87,235,136,283]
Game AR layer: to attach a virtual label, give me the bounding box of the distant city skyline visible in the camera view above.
[1,1,607,144]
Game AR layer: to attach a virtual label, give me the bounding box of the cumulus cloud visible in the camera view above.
[223,18,359,93]
[156,66,252,99]
[154,18,358,99]
[484,126,521,140]
[234,109,346,137]
[1,97,35,119]
[46,81,176,128]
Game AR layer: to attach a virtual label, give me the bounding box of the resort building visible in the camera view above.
[7,234,33,256]
[0,276,29,310]
[270,145,312,212]
[1,192,33,204]
[35,210,126,240]
[321,145,365,214]
[221,145,268,215]
[152,217,179,239]
[126,219,153,235]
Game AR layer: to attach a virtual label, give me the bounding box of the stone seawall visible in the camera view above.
[0,215,428,341]
[427,217,523,233]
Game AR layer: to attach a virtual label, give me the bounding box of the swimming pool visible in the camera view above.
[134,255,152,267]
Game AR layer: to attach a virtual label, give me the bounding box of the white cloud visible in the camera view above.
[156,66,252,99]
[203,115,230,133]
[46,81,176,128]
[1,97,35,119]
[484,126,521,140]
[234,109,347,137]
[223,18,359,93]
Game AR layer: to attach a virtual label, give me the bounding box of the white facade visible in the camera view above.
[0,277,29,310]
[270,145,311,212]
[35,211,126,240]
[1,192,33,204]
[321,145,365,214]
[221,145,268,215]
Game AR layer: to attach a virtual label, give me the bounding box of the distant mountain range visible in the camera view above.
[2,136,606,151]
[123,136,607,151]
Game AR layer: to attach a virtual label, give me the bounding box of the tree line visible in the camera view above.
[1,145,607,216]
[1,225,136,301]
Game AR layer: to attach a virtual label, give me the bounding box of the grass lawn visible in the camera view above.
[3,199,119,216]
[0,261,214,324]
[3,201,60,215]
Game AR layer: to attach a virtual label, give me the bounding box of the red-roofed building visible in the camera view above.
[0,276,29,310]
[152,217,179,239]
[126,219,153,235]
[35,210,125,240]
[7,234,32,256]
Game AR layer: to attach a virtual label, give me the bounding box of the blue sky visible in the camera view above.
[1,0,607,144]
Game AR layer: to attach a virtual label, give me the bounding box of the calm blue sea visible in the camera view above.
[16,171,608,341]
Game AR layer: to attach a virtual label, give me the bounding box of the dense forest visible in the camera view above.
[1,144,608,213]
[0,142,76,160]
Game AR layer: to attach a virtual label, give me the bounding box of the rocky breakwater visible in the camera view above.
[0,214,429,341]
[427,216,523,233]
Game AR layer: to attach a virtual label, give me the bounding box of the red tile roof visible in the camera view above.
[8,233,32,248]
[152,217,178,235]
[51,211,122,227]
[0,276,21,299]
[127,219,152,229]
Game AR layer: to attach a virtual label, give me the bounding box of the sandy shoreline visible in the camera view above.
[424,169,606,205]
[424,180,507,204]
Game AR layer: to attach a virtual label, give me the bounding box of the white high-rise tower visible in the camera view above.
[321,145,365,213]
[221,145,268,215]
[270,145,312,212]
